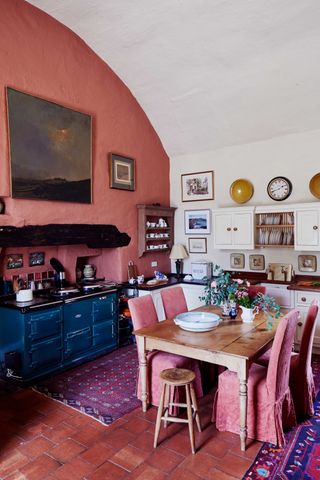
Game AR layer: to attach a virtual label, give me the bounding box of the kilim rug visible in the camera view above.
[244,359,320,480]
[33,344,140,425]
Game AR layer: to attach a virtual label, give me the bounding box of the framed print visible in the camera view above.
[181,171,214,202]
[230,253,245,269]
[249,254,265,271]
[184,209,211,235]
[6,253,23,269]
[29,252,45,267]
[188,237,207,254]
[298,255,317,272]
[6,87,92,203]
[109,153,135,191]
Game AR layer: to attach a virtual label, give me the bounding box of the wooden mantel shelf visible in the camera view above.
[0,224,131,248]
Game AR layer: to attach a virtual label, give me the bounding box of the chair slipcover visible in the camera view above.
[128,294,203,406]
[160,286,188,320]
[213,309,299,446]
[257,300,319,418]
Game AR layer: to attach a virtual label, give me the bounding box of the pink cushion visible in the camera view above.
[160,287,188,320]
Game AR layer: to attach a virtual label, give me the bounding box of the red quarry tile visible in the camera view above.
[129,463,168,480]
[18,420,50,441]
[49,438,86,463]
[71,424,104,446]
[231,439,263,460]
[54,457,94,480]
[110,444,150,472]
[215,452,253,478]
[128,431,155,452]
[87,460,127,480]
[42,421,78,443]
[4,471,28,480]
[64,412,94,429]
[20,453,61,480]
[102,427,137,450]
[180,452,220,478]
[146,445,184,473]
[201,436,231,458]
[168,467,200,480]
[161,432,193,456]
[204,469,239,480]
[134,406,158,423]
[40,410,71,427]
[18,436,55,458]
[0,449,29,477]
[122,416,153,434]
[80,441,115,467]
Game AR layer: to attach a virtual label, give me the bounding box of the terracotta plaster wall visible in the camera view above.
[0,0,170,281]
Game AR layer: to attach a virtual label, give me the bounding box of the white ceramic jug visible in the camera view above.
[240,306,259,323]
[83,264,96,279]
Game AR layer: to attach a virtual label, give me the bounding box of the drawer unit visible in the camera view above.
[295,291,317,306]
[292,290,320,352]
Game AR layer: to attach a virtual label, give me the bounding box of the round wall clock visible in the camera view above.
[267,176,292,201]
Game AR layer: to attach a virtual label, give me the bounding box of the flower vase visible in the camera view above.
[229,301,237,319]
[240,306,259,323]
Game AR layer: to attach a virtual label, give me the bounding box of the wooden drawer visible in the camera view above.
[295,291,320,306]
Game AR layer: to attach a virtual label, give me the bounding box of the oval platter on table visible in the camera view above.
[174,311,221,332]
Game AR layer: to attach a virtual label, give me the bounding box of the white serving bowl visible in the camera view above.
[174,311,221,332]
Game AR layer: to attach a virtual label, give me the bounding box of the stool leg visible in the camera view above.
[190,383,201,432]
[154,382,166,448]
[164,383,170,428]
[185,384,195,454]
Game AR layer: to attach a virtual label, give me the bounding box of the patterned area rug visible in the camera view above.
[33,344,140,425]
[244,359,320,480]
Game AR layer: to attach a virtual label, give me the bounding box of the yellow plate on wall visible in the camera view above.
[309,173,320,199]
[229,178,254,204]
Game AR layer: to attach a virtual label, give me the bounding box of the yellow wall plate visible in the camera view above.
[309,173,320,199]
[229,178,254,204]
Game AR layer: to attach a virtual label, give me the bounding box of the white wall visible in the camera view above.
[170,129,320,276]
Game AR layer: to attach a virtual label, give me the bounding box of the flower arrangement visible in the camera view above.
[200,270,239,306]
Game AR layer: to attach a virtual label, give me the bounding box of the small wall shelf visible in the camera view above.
[137,204,176,257]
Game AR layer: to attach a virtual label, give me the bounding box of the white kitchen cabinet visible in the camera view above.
[213,207,254,250]
[295,204,320,250]
[293,290,320,353]
[259,283,294,309]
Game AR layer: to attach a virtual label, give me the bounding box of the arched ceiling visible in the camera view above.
[28,1,320,157]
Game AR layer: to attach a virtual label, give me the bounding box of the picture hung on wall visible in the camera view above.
[184,209,211,234]
[230,253,245,269]
[188,237,207,254]
[109,153,135,191]
[6,253,23,269]
[29,252,45,267]
[181,171,214,202]
[298,255,317,272]
[249,254,265,271]
[6,87,92,203]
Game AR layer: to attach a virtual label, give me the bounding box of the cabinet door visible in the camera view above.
[92,294,117,324]
[182,284,205,310]
[93,321,117,348]
[294,290,320,352]
[295,209,319,250]
[26,307,62,342]
[232,211,254,249]
[64,299,92,333]
[213,212,233,248]
[27,336,62,372]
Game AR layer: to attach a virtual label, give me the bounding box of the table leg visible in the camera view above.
[136,336,148,412]
[238,362,249,451]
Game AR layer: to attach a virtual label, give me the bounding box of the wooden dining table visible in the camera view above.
[134,305,283,451]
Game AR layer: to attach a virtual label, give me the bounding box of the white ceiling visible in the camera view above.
[28,0,320,157]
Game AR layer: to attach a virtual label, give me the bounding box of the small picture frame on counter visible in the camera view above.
[230,253,245,269]
[298,255,317,272]
[249,254,265,271]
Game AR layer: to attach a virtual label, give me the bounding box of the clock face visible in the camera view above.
[267,177,292,201]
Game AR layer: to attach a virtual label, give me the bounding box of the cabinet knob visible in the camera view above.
[313,225,318,230]
[298,321,303,327]
[233,227,238,231]
[301,297,306,302]
[227,227,231,231]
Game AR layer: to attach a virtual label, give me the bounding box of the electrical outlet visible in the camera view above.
[151,261,158,267]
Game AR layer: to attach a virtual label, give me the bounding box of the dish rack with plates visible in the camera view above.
[255,211,294,248]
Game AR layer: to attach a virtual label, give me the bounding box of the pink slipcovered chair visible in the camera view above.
[213,309,299,446]
[160,286,188,320]
[257,300,319,419]
[128,295,203,407]
[248,285,266,296]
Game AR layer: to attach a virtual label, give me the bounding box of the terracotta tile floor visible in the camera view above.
[0,384,261,479]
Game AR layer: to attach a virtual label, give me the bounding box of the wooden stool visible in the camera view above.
[153,368,201,454]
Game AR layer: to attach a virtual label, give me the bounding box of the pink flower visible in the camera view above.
[211,280,217,288]
[246,281,251,287]
[235,279,243,284]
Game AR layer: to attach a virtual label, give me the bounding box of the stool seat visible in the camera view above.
[160,368,195,386]
[154,367,201,454]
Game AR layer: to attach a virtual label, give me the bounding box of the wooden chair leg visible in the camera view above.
[185,384,195,454]
[154,382,166,448]
[190,383,201,432]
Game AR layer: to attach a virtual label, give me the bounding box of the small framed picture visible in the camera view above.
[6,253,23,269]
[249,254,265,271]
[29,251,45,267]
[298,255,317,272]
[184,209,211,235]
[188,237,207,254]
[230,253,245,269]
[181,171,214,202]
[109,152,135,191]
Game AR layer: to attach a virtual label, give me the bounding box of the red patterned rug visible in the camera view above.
[33,344,140,425]
[244,359,320,480]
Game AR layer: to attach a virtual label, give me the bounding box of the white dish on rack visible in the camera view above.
[174,312,221,332]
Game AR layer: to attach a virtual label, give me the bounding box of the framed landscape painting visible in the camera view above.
[184,209,211,234]
[6,87,92,203]
[181,171,214,202]
[109,153,135,191]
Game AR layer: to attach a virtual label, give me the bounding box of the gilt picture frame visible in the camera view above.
[6,87,92,203]
[109,153,135,191]
[181,171,214,202]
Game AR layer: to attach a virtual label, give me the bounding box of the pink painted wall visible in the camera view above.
[0,0,171,282]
